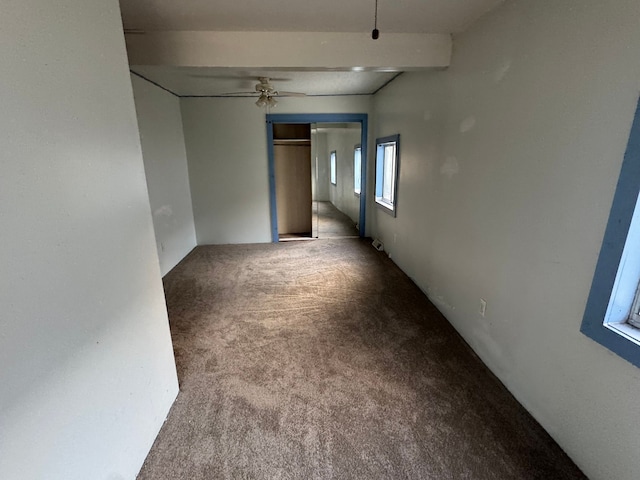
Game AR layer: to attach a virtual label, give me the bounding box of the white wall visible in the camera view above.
[311,131,330,202]
[181,96,371,244]
[125,31,452,70]
[0,2,179,479]
[131,75,197,276]
[371,1,640,479]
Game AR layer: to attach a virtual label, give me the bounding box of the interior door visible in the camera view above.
[274,144,312,235]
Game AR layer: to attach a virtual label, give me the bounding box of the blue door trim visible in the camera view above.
[266,113,369,242]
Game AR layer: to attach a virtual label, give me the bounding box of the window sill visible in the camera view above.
[375,198,396,217]
[606,321,640,347]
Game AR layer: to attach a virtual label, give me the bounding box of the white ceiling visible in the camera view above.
[130,67,400,96]
[119,0,503,34]
[121,0,504,97]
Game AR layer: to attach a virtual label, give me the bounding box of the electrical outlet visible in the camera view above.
[372,239,384,251]
[479,299,487,317]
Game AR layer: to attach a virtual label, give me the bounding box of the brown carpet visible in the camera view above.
[137,239,585,480]
[313,201,359,238]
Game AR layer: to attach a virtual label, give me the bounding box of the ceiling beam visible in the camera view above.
[125,31,451,69]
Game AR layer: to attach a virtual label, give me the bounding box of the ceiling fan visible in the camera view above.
[220,77,307,108]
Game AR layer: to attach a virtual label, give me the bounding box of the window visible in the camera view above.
[330,151,337,186]
[581,98,640,367]
[354,145,362,195]
[374,135,400,216]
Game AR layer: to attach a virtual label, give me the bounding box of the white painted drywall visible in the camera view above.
[371,0,640,479]
[125,31,452,70]
[181,96,371,244]
[311,130,330,202]
[131,74,197,276]
[0,2,179,479]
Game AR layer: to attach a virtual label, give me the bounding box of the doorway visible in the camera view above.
[311,122,362,239]
[273,123,312,240]
[267,114,368,243]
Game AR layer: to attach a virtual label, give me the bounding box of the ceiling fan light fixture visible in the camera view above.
[221,77,303,107]
[255,94,268,107]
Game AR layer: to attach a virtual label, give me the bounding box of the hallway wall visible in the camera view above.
[318,128,362,225]
[311,131,330,202]
[0,2,179,479]
[330,128,361,225]
[370,0,640,479]
[131,75,197,276]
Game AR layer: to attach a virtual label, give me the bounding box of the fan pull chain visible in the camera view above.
[372,0,379,39]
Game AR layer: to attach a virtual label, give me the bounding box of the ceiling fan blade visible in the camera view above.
[275,91,307,97]
[217,92,258,96]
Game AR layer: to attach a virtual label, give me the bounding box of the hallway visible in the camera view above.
[137,239,584,479]
[313,201,359,239]
[280,201,358,241]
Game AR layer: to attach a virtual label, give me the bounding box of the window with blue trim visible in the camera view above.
[330,151,337,186]
[581,97,640,368]
[375,135,400,216]
[354,145,362,195]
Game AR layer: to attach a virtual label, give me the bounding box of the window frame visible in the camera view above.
[330,150,337,186]
[581,97,640,368]
[374,134,400,216]
[354,144,362,196]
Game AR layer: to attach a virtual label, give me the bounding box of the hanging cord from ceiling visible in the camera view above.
[372,0,380,39]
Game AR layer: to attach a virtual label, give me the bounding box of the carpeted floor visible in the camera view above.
[313,201,359,238]
[137,239,585,480]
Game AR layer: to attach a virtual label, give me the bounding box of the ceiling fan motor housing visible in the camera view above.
[256,78,276,94]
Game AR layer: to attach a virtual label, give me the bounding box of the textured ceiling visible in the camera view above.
[131,67,400,96]
[119,0,504,34]
[122,0,504,96]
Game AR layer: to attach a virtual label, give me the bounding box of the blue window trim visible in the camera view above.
[581,97,640,368]
[266,113,368,242]
[374,134,400,217]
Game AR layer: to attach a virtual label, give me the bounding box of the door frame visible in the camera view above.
[266,113,368,242]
